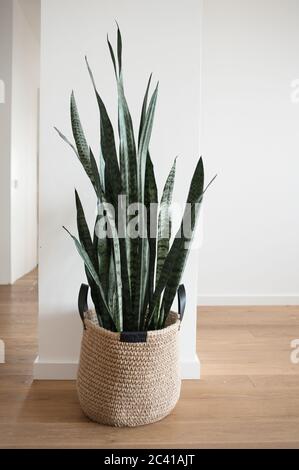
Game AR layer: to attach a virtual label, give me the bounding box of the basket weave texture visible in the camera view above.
[77,311,181,427]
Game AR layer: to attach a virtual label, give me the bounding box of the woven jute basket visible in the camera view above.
[76,284,186,427]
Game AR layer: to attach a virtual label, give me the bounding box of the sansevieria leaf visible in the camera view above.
[70,93,96,187]
[89,148,102,198]
[86,56,132,326]
[108,253,116,313]
[138,83,159,203]
[63,226,117,330]
[135,82,159,329]
[85,57,121,204]
[147,158,204,329]
[75,190,94,264]
[131,74,153,324]
[92,215,113,330]
[54,127,79,158]
[75,190,103,327]
[97,196,123,332]
[107,29,138,301]
[156,158,177,288]
[144,154,158,319]
[138,75,152,146]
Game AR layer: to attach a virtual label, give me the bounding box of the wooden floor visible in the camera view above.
[1,271,299,449]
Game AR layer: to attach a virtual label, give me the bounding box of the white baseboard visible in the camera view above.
[34,355,200,380]
[181,354,201,379]
[197,295,299,306]
[34,357,79,380]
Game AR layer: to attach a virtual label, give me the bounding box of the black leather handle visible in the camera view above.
[78,284,89,329]
[78,283,186,330]
[177,284,186,322]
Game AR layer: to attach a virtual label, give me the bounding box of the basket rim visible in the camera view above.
[84,311,180,339]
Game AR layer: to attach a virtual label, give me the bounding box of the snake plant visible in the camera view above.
[56,26,211,332]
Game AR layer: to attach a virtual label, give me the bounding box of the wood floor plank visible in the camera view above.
[1,270,299,448]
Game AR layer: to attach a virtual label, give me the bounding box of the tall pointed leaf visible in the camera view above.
[138,83,159,203]
[63,226,117,330]
[160,159,205,324]
[107,35,117,76]
[147,158,204,329]
[98,147,106,192]
[92,216,113,330]
[85,57,121,202]
[143,154,158,320]
[130,75,155,326]
[107,32,138,300]
[55,126,100,200]
[156,158,177,287]
[117,24,122,75]
[135,83,159,329]
[108,252,116,313]
[89,148,102,198]
[54,127,79,158]
[70,93,94,185]
[86,56,132,327]
[75,190,104,327]
[138,75,152,146]
[107,34,138,206]
[93,215,109,293]
[97,196,123,332]
[75,190,94,262]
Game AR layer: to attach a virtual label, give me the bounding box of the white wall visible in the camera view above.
[0,0,13,284]
[11,0,40,283]
[36,0,202,379]
[199,0,299,305]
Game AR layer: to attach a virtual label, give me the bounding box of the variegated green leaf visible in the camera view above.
[98,147,106,192]
[89,148,102,198]
[91,217,113,330]
[75,190,104,327]
[160,159,205,325]
[156,158,177,287]
[147,157,204,329]
[144,154,158,321]
[130,75,155,326]
[108,253,116,313]
[54,127,79,158]
[97,196,123,331]
[135,84,159,329]
[63,226,117,330]
[70,93,95,185]
[107,35,117,76]
[131,74,153,326]
[86,56,132,325]
[75,190,94,262]
[117,24,122,75]
[85,57,121,202]
[138,75,152,147]
[94,216,109,293]
[86,54,132,328]
[138,83,159,203]
[107,31,138,303]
